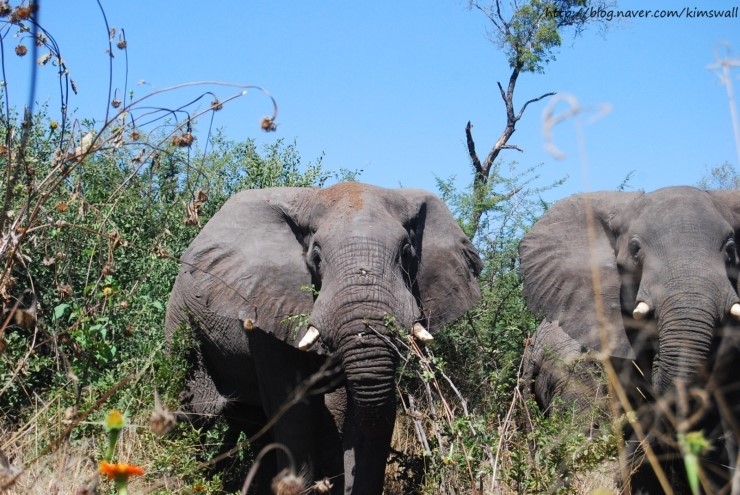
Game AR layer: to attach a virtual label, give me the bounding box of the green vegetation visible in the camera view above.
[697,161,740,190]
[0,106,344,492]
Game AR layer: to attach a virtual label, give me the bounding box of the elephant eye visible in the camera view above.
[310,243,322,273]
[402,240,416,262]
[725,239,738,265]
[628,238,641,260]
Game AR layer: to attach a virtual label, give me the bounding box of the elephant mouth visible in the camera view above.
[627,292,740,395]
[299,320,433,352]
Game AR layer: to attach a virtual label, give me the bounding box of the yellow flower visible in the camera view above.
[99,461,145,480]
[104,410,125,431]
[103,410,126,461]
[102,287,114,298]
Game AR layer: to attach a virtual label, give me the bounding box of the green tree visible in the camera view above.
[463,0,610,238]
[697,161,740,189]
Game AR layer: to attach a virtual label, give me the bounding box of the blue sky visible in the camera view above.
[6,1,740,201]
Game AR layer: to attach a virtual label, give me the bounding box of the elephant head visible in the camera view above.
[171,182,482,492]
[520,186,740,398]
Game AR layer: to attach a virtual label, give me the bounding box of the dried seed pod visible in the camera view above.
[149,390,177,436]
[172,132,194,147]
[271,469,307,495]
[313,478,333,494]
[260,116,277,132]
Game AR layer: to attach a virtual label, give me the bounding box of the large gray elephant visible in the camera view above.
[165,182,482,494]
[519,186,740,494]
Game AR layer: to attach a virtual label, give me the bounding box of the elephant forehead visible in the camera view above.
[319,218,409,251]
[644,187,715,214]
[625,189,727,233]
[316,182,368,211]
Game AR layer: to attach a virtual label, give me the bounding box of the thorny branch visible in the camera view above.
[392,330,489,491]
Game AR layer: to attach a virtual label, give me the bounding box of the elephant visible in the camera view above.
[165,182,482,494]
[519,186,740,494]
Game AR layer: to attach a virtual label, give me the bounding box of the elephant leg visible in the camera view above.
[217,403,274,493]
[248,330,324,482]
[320,386,348,493]
[341,399,395,495]
[520,332,542,409]
[325,385,348,435]
[180,340,231,426]
[714,324,740,493]
[628,453,693,495]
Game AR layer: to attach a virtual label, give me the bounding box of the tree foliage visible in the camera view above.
[697,161,740,189]
[475,0,605,73]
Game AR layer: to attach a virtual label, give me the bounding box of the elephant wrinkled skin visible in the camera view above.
[520,186,740,494]
[165,182,482,494]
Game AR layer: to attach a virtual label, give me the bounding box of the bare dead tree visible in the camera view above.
[464,0,610,238]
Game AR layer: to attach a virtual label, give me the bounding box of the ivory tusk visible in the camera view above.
[633,301,651,320]
[412,322,434,343]
[731,303,740,320]
[298,326,320,350]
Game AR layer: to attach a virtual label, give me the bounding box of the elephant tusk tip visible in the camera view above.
[297,326,320,351]
[633,302,650,320]
[243,318,254,331]
[731,303,740,319]
[412,322,434,343]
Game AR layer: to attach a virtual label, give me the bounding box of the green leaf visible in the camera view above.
[53,303,70,321]
[678,431,711,495]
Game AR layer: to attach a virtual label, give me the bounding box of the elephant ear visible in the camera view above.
[708,189,740,232]
[179,187,322,351]
[519,191,643,359]
[709,189,740,288]
[404,190,483,332]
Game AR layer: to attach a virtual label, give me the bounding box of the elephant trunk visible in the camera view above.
[653,283,723,394]
[335,320,399,495]
[307,240,418,492]
[655,323,712,394]
[339,329,398,410]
